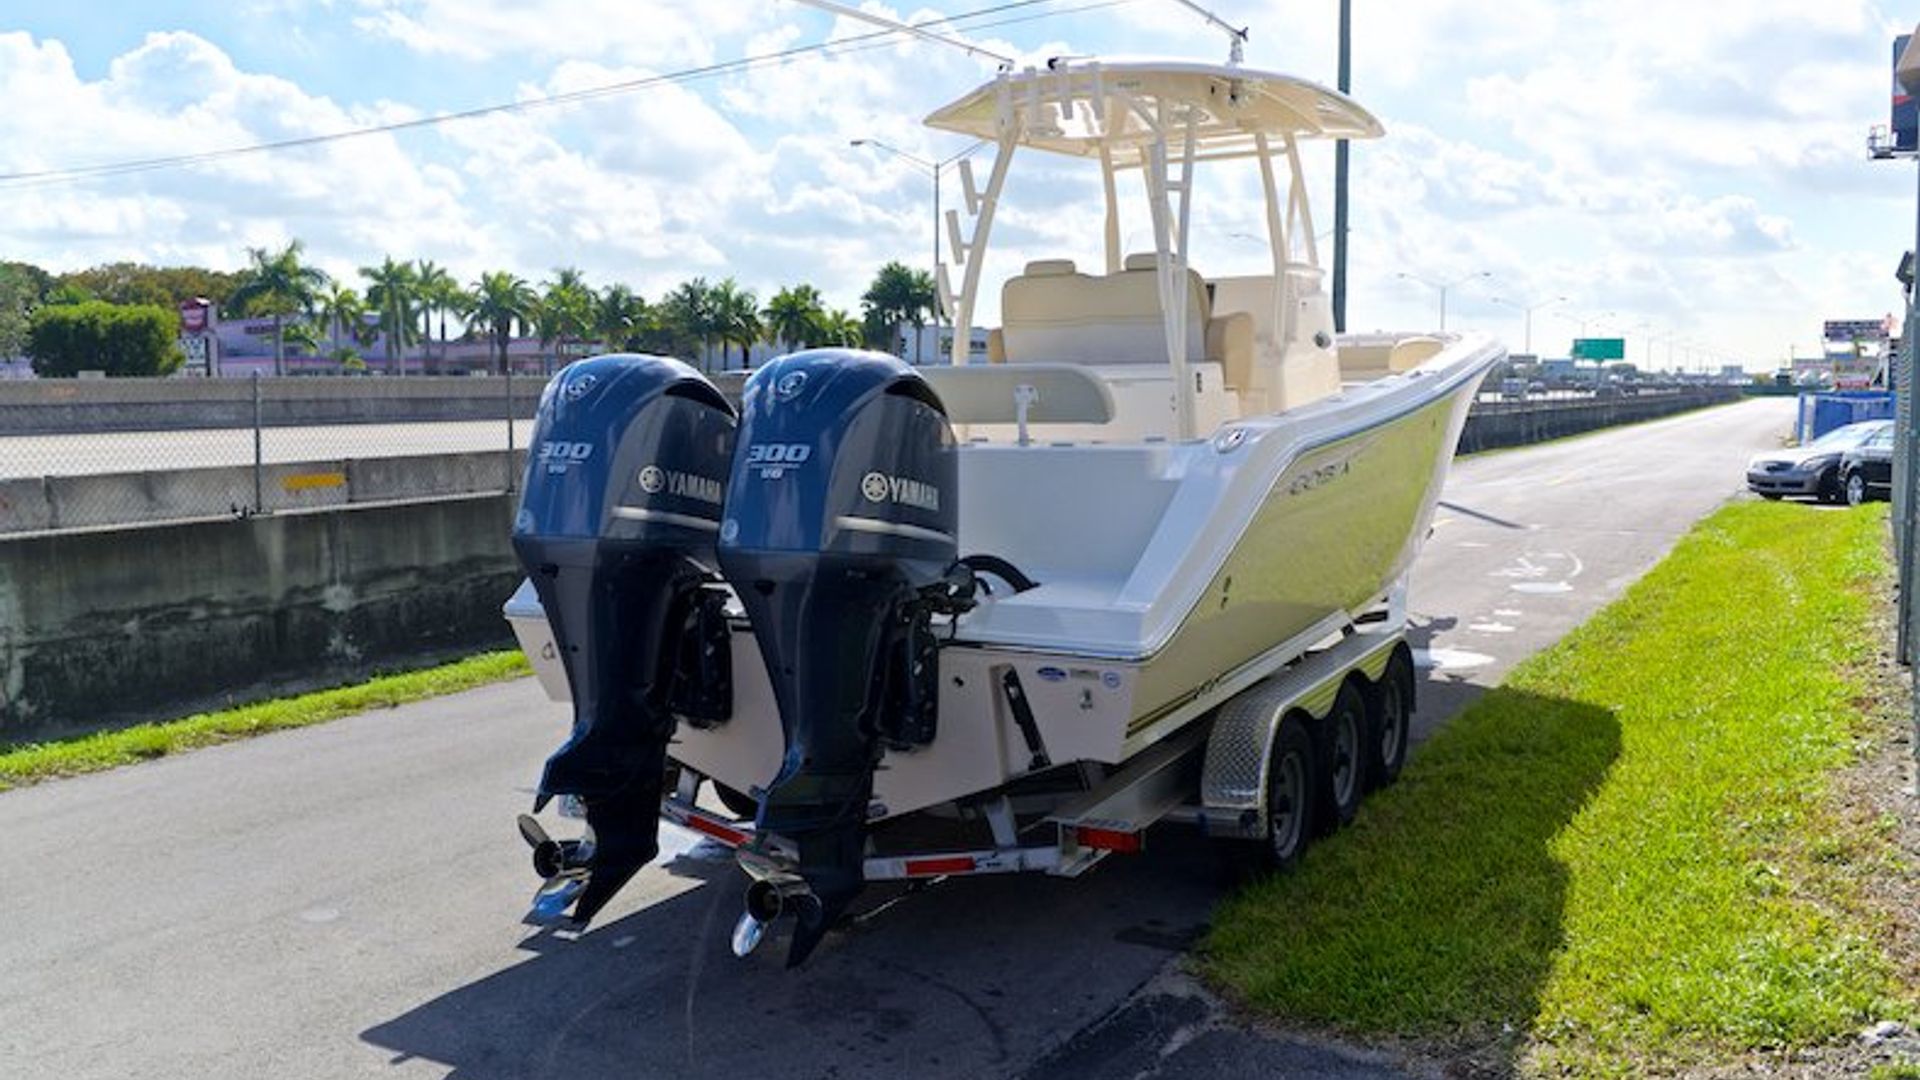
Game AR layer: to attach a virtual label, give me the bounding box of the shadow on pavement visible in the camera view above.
[361,825,1229,1080]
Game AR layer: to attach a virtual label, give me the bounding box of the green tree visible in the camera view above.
[55,263,247,311]
[762,284,824,353]
[359,257,420,375]
[414,260,461,373]
[535,268,596,369]
[660,278,719,370]
[26,301,184,377]
[593,283,649,352]
[277,318,324,358]
[469,270,536,375]
[0,261,53,359]
[710,278,761,370]
[229,241,329,376]
[861,260,935,360]
[314,283,365,356]
[810,307,865,348]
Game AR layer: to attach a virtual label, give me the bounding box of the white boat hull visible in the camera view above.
[505,333,1495,821]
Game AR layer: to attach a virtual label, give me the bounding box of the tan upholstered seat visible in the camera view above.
[1000,254,1209,366]
[1387,336,1445,371]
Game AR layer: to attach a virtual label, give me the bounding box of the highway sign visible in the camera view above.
[1571,338,1625,361]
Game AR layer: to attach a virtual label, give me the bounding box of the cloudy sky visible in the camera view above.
[1,0,1912,369]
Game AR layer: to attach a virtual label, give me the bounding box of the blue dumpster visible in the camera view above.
[1796,391,1896,443]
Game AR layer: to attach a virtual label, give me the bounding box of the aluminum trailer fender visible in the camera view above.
[1193,620,1407,840]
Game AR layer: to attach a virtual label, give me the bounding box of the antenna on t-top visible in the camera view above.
[1163,0,1249,65]
[789,0,1015,69]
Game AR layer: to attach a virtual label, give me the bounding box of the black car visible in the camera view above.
[1747,419,1892,503]
[1840,425,1897,505]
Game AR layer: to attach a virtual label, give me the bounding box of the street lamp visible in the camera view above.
[1395,270,1491,332]
[1489,294,1566,355]
[850,137,986,362]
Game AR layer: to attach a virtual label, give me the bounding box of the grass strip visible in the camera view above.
[1203,501,1906,1073]
[0,650,531,791]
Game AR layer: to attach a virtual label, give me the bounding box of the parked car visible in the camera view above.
[1840,425,1897,505]
[1746,419,1892,503]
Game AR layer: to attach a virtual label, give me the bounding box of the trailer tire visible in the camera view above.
[1314,681,1369,832]
[1366,646,1415,789]
[1263,712,1318,871]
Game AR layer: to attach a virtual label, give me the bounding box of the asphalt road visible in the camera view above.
[0,397,1793,1080]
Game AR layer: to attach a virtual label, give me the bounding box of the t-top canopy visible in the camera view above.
[923,59,1383,161]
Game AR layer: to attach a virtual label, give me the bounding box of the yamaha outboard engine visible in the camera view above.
[513,353,736,926]
[718,349,972,966]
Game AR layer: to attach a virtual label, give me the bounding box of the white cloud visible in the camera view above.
[1,1,1914,364]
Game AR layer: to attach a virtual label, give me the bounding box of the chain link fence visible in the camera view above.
[0,373,534,535]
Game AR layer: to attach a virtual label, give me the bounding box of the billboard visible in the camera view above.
[1824,318,1890,389]
[178,298,211,334]
[1898,35,1918,152]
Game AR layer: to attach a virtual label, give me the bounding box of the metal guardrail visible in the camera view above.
[1456,387,1744,454]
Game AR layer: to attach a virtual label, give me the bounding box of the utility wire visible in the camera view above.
[0,0,1130,190]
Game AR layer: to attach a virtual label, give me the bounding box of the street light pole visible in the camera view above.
[851,138,985,363]
[1397,270,1490,332]
[1490,294,1566,355]
[1332,0,1352,333]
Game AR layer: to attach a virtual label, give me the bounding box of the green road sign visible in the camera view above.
[1571,337,1625,360]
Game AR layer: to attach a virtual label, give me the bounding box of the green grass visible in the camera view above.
[0,650,531,791]
[1203,501,1907,1074]
[1872,1062,1920,1080]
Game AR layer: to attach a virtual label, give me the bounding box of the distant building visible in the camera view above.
[898,324,990,365]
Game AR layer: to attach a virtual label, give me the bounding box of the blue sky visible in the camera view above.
[1,0,1913,368]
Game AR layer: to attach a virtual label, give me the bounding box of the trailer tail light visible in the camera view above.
[1075,826,1142,854]
[684,813,750,847]
[903,855,977,877]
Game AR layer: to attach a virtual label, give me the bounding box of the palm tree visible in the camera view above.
[314,283,364,358]
[359,257,420,375]
[710,278,761,370]
[862,260,932,360]
[229,240,328,376]
[661,278,718,370]
[414,260,458,373]
[469,271,536,375]
[810,308,864,348]
[594,283,647,352]
[537,268,596,370]
[763,284,825,353]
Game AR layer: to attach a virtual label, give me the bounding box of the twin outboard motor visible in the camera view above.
[718,349,973,966]
[513,354,736,926]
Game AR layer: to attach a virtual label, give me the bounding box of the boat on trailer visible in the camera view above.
[503,56,1502,966]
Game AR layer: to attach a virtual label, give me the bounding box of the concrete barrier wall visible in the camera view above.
[0,375,542,434]
[0,494,521,738]
[1457,389,1743,454]
[0,449,528,534]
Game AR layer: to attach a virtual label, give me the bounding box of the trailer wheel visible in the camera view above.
[1366,646,1415,789]
[1315,681,1369,831]
[1264,712,1318,871]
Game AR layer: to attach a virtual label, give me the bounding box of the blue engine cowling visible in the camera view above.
[716,348,972,965]
[513,353,735,925]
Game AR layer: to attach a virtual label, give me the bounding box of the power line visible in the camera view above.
[0,0,1128,191]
